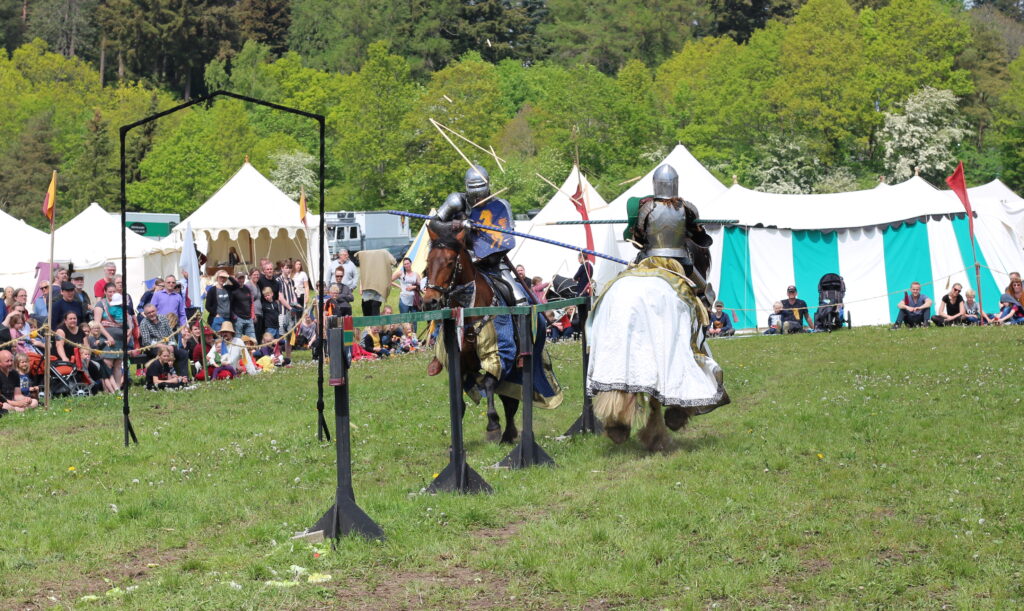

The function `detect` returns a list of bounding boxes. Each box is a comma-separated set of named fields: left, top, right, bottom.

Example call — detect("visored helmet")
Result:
left=652, top=164, right=679, bottom=199
left=464, top=164, right=490, bottom=205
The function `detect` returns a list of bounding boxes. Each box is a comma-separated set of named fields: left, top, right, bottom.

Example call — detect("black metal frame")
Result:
left=118, top=90, right=328, bottom=447
left=563, top=300, right=602, bottom=436
left=498, top=311, right=554, bottom=468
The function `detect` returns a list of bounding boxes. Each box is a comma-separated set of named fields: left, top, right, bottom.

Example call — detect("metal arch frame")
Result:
left=118, top=90, right=328, bottom=447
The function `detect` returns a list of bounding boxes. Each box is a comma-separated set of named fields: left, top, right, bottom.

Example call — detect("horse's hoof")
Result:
left=486, top=428, right=502, bottom=443
left=426, top=357, right=443, bottom=376
left=665, top=407, right=690, bottom=432
left=605, top=424, right=631, bottom=444
left=500, top=428, right=519, bottom=445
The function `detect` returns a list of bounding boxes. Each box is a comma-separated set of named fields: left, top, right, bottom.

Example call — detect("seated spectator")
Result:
left=1006, top=273, right=1023, bottom=305
left=253, top=332, right=291, bottom=367
left=532, top=277, right=549, bottom=304
left=707, top=301, right=735, bottom=337
left=962, top=289, right=983, bottom=325
left=931, top=284, right=966, bottom=326
left=296, top=314, right=317, bottom=349
left=399, top=323, right=420, bottom=352
left=85, top=322, right=118, bottom=394
left=206, top=321, right=245, bottom=379
left=764, top=302, right=784, bottom=335
left=54, top=311, right=86, bottom=363
left=991, top=293, right=1024, bottom=325
left=146, top=346, right=187, bottom=390
left=781, top=285, right=813, bottom=333
left=361, top=326, right=390, bottom=358
left=0, top=349, right=37, bottom=413
left=892, top=281, right=931, bottom=329
left=136, top=305, right=190, bottom=382
left=547, top=307, right=575, bottom=342
left=13, top=352, right=39, bottom=401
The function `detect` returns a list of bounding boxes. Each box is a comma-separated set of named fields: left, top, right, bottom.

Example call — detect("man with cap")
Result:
left=707, top=300, right=734, bottom=337
left=94, top=261, right=117, bottom=298
left=50, top=281, right=85, bottom=330
left=781, top=285, right=813, bottom=333
left=71, top=272, right=92, bottom=323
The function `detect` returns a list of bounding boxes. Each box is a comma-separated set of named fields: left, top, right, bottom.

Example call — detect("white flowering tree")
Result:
left=270, top=151, right=318, bottom=201
left=880, top=87, right=970, bottom=183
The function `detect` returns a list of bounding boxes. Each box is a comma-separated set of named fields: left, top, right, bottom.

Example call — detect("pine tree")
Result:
left=0, top=109, right=62, bottom=229
left=235, top=0, right=290, bottom=55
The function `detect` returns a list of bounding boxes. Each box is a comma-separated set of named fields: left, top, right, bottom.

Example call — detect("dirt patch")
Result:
left=472, top=520, right=524, bottom=545
left=323, top=566, right=513, bottom=610
left=10, top=542, right=194, bottom=609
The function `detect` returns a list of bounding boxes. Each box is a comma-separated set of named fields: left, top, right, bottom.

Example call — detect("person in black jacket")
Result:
left=204, top=270, right=233, bottom=331
left=228, top=273, right=256, bottom=341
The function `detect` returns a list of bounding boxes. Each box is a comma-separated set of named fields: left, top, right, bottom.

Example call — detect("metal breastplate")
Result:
left=641, top=200, right=690, bottom=260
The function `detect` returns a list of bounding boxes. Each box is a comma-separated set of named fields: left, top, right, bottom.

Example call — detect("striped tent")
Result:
left=704, top=177, right=1024, bottom=329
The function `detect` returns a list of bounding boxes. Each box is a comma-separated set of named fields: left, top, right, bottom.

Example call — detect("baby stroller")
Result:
left=547, top=275, right=578, bottom=301
left=814, top=273, right=851, bottom=331
left=49, top=356, right=93, bottom=397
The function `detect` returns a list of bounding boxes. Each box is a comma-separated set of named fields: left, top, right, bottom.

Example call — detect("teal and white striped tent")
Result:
left=702, top=177, right=1024, bottom=329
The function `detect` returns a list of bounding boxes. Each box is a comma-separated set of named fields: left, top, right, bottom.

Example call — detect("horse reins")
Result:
left=425, top=247, right=476, bottom=309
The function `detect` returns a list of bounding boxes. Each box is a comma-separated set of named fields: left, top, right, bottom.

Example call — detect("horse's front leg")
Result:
left=482, top=373, right=501, bottom=442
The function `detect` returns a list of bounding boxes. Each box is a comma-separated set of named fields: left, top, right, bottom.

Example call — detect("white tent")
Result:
left=0, top=210, right=50, bottom=294
left=509, top=165, right=609, bottom=284
left=54, top=203, right=180, bottom=302
left=702, top=177, right=1024, bottom=329
left=168, top=162, right=311, bottom=277
left=968, top=178, right=1024, bottom=245
left=590, top=144, right=730, bottom=292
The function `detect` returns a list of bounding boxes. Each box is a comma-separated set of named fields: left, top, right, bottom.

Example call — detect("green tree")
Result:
left=0, top=109, right=62, bottom=228
left=64, top=108, right=118, bottom=212
left=880, top=87, right=970, bottom=183
left=774, top=0, right=874, bottom=160
left=995, top=53, right=1024, bottom=190
left=709, top=0, right=795, bottom=43
left=26, top=0, right=97, bottom=59
left=234, top=0, right=290, bottom=55
left=448, top=0, right=546, bottom=64
left=328, top=41, right=417, bottom=209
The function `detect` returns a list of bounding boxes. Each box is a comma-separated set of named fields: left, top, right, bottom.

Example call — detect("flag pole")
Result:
left=44, top=198, right=54, bottom=411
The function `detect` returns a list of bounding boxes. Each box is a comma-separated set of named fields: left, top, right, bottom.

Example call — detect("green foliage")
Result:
left=710, top=0, right=795, bottom=43
left=0, top=109, right=61, bottom=226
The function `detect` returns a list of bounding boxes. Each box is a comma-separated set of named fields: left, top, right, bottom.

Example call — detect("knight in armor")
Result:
left=627, top=164, right=713, bottom=306
left=586, top=163, right=728, bottom=451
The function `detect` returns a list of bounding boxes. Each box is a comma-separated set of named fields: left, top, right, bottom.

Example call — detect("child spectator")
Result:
left=707, top=301, right=734, bottom=337
left=85, top=321, right=117, bottom=394
left=147, top=345, right=186, bottom=390
left=259, top=286, right=281, bottom=339
left=992, top=293, right=1024, bottom=325
left=399, top=323, right=420, bottom=352
left=764, top=302, right=784, bottom=335
left=361, top=326, right=390, bottom=358
left=547, top=307, right=575, bottom=342
left=963, top=289, right=983, bottom=325
left=532, top=277, right=549, bottom=304
left=13, top=353, right=38, bottom=401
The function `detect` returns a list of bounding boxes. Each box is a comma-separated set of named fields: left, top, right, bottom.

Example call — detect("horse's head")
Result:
left=423, top=220, right=471, bottom=311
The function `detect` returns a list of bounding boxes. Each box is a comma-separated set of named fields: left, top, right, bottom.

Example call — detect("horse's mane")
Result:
left=428, top=220, right=473, bottom=251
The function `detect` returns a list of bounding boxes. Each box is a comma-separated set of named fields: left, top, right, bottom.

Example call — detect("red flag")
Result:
left=570, top=175, right=595, bottom=263
left=730, top=309, right=738, bottom=323
left=41, top=170, right=56, bottom=223
left=945, top=162, right=973, bottom=240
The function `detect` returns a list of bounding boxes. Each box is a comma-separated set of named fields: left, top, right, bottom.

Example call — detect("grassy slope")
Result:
left=2, top=326, right=1023, bottom=609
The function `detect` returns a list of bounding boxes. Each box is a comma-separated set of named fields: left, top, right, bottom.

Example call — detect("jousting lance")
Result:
left=385, top=210, right=631, bottom=265
left=537, top=219, right=739, bottom=226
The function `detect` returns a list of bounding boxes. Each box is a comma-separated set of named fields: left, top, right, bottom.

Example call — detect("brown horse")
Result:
left=422, top=220, right=520, bottom=444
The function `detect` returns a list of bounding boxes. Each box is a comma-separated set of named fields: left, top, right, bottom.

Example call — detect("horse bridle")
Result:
left=425, top=247, right=476, bottom=308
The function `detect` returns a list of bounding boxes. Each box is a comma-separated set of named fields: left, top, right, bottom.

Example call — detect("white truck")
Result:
left=324, top=211, right=412, bottom=259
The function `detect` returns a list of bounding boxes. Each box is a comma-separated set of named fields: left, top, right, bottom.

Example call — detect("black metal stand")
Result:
left=499, top=312, right=554, bottom=468
left=123, top=412, right=137, bottom=447
left=427, top=317, right=492, bottom=494
left=564, top=299, right=603, bottom=437
left=309, top=325, right=383, bottom=541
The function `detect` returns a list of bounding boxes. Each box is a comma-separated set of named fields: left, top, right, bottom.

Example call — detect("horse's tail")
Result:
left=593, top=391, right=637, bottom=434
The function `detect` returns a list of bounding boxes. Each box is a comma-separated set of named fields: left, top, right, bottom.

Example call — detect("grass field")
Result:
left=2, top=325, right=1024, bottom=609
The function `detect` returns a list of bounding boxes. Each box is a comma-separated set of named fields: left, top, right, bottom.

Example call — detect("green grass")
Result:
left=3, top=325, right=1024, bottom=609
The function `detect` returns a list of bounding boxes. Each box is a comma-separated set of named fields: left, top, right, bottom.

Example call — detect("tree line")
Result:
left=2, top=0, right=1024, bottom=230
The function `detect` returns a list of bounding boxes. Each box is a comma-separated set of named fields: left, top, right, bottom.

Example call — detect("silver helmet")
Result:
left=652, top=164, right=679, bottom=199
left=464, top=164, right=490, bottom=205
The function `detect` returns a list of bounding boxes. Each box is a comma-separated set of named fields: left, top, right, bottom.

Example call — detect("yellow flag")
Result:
left=299, top=187, right=307, bottom=225
left=41, top=170, right=56, bottom=222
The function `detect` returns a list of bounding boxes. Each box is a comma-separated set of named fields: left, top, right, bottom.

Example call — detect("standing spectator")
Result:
left=50, top=268, right=69, bottom=299
left=0, top=349, right=37, bottom=413
left=707, top=301, right=735, bottom=337
left=515, top=265, right=528, bottom=285
left=931, top=284, right=966, bottom=326
left=892, top=281, right=931, bottom=329
left=328, top=249, right=359, bottom=293
left=258, top=286, right=282, bottom=339
left=204, top=270, right=233, bottom=331
left=138, top=277, right=163, bottom=315
left=93, top=262, right=117, bottom=297
left=245, top=269, right=261, bottom=303
left=50, top=282, right=85, bottom=329
left=113, top=276, right=136, bottom=320
left=228, top=247, right=241, bottom=267
left=228, top=273, right=256, bottom=340
left=32, top=283, right=49, bottom=326
left=137, top=304, right=190, bottom=380
left=573, top=252, right=593, bottom=296
left=292, top=260, right=309, bottom=306
left=278, top=264, right=300, bottom=361
left=392, top=257, right=422, bottom=315
left=781, top=285, right=813, bottom=333
left=354, top=249, right=396, bottom=316
left=151, top=275, right=187, bottom=330
left=531, top=277, right=549, bottom=304
left=70, top=272, right=92, bottom=322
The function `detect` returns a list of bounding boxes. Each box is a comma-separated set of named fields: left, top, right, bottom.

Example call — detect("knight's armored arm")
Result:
left=436, top=192, right=469, bottom=221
